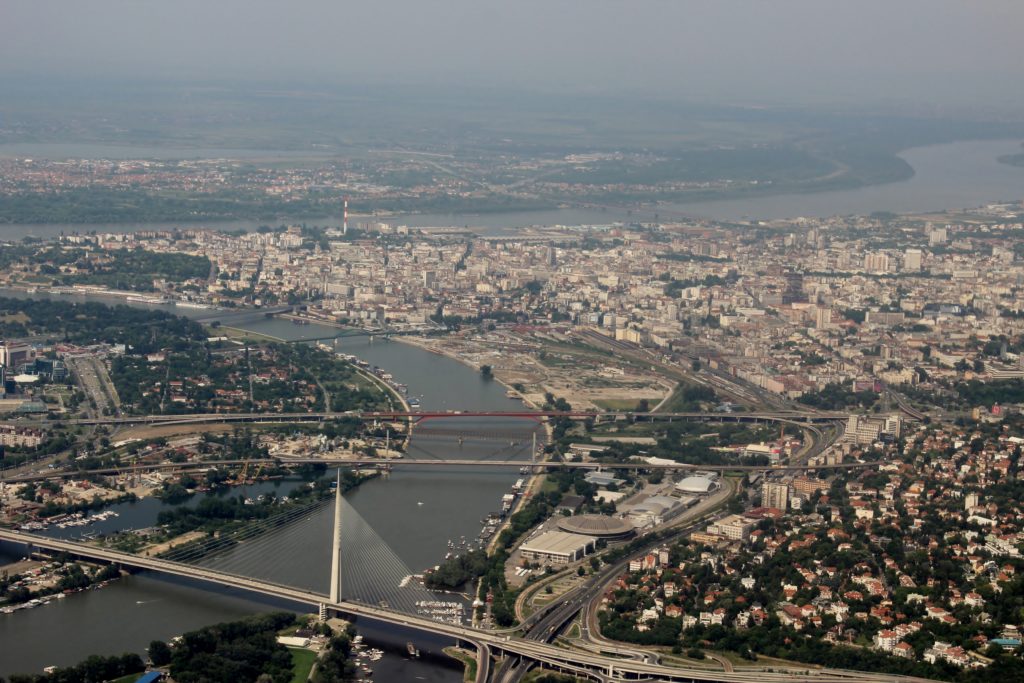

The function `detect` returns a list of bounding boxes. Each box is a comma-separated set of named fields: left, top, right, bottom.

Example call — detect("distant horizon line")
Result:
left=1, top=72, right=1021, bottom=119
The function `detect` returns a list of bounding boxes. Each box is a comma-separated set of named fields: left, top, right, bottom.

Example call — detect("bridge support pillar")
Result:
left=329, top=469, right=342, bottom=604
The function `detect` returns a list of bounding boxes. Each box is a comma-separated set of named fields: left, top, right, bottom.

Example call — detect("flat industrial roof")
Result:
left=520, top=530, right=593, bottom=556
left=584, top=471, right=624, bottom=485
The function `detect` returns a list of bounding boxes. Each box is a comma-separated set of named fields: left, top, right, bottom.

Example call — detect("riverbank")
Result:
left=395, top=331, right=670, bottom=412
left=217, top=325, right=289, bottom=343
left=395, top=334, right=554, bottom=540
left=0, top=294, right=525, bottom=682
left=0, top=557, right=123, bottom=614
left=442, top=646, right=477, bottom=682
left=395, top=335, right=539, bottom=410
left=2, top=139, right=1022, bottom=238
left=0, top=282, right=226, bottom=315
left=213, top=321, right=410, bottom=412
left=351, top=365, right=412, bottom=413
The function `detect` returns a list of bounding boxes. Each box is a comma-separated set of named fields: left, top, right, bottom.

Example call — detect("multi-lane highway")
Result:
left=65, top=355, right=120, bottom=417
left=491, top=417, right=842, bottom=682
left=493, top=488, right=736, bottom=682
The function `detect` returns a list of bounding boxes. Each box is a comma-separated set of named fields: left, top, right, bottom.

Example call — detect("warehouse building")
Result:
left=520, top=531, right=595, bottom=565
left=584, top=471, right=625, bottom=488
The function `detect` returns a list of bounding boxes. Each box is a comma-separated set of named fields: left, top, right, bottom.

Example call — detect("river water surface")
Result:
left=0, top=139, right=1022, bottom=241
left=3, top=135, right=1021, bottom=673
left=0, top=308, right=535, bottom=680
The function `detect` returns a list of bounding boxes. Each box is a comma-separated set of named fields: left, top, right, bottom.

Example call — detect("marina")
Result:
left=18, top=510, right=119, bottom=532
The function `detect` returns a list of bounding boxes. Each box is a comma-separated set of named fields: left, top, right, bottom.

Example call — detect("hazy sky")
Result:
left=3, top=1, right=1023, bottom=108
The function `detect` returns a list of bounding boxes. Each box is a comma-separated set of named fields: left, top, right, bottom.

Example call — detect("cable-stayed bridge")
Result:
left=7, top=458, right=876, bottom=485
left=174, top=492, right=462, bottom=619
left=0, top=475, right=938, bottom=683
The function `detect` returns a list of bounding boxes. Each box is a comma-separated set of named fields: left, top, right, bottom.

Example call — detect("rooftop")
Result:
left=557, top=514, right=635, bottom=538
left=675, top=475, right=718, bottom=494
left=520, top=530, right=594, bottom=556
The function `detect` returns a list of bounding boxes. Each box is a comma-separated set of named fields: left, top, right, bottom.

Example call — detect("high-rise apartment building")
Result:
left=762, top=481, right=789, bottom=510
left=904, top=249, right=923, bottom=272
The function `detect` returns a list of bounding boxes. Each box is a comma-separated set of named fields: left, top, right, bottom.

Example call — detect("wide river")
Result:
left=0, top=139, right=1022, bottom=241
left=0, top=136, right=1021, bottom=676
left=0, top=299, right=539, bottom=681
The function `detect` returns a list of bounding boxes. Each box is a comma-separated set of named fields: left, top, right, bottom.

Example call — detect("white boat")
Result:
left=175, top=301, right=212, bottom=309
left=127, top=295, right=171, bottom=305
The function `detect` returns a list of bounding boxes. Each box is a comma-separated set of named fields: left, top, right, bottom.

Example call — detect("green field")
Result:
left=110, top=675, right=146, bottom=683
left=289, top=647, right=317, bottom=683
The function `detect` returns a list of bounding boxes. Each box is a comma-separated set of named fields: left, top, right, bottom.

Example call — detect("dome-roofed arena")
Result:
left=674, top=475, right=719, bottom=495
left=556, top=514, right=635, bottom=539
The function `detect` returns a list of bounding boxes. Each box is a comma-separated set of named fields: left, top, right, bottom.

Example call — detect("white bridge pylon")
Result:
left=330, top=469, right=343, bottom=603
left=326, top=470, right=450, bottom=617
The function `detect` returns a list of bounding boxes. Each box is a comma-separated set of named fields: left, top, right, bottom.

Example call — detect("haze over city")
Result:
left=3, top=1, right=1024, bottom=109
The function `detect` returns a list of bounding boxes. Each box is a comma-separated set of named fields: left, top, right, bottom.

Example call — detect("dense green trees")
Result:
left=0, top=187, right=344, bottom=224
left=155, top=473, right=362, bottom=539
left=148, top=640, right=172, bottom=666
left=48, top=248, right=210, bottom=291
left=957, top=378, right=1024, bottom=406
left=798, top=382, right=878, bottom=410
left=601, top=612, right=683, bottom=646
left=6, top=653, right=144, bottom=683
left=0, top=297, right=206, bottom=350
left=168, top=612, right=297, bottom=683
left=425, top=549, right=491, bottom=590
left=56, top=564, right=92, bottom=592
left=4, top=614, right=361, bottom=682
left=111, top=341, right=388, bottom=416
left=675, top=623, right=1024, bottom=682
left=311, top=633, right=357, bottom=682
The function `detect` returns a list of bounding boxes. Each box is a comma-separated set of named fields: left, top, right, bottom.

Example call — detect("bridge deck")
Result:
left=0, top=529, right=935, bottom=683
left=4, top=457, right=877, bottom=483
left=35, top=410, right=848, bottom=427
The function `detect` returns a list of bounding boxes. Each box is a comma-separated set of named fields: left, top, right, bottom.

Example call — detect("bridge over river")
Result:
left=0, top=478, right=935, bottom=683
left=5, top=456, right=876, bottom=484
left=40, top=409, right=849, bottom=427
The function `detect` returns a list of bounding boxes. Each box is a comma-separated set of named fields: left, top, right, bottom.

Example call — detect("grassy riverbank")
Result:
left=443, top=646, right=478, bottom=682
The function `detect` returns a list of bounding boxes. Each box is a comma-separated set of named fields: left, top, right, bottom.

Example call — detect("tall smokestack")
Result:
left=343, top=197, right=348, bottom=235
